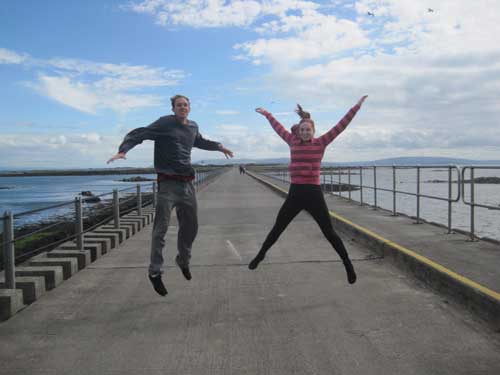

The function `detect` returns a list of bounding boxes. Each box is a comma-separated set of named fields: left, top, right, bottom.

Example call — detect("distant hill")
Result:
left=197, top=156, right=500, bottom=166
left=2, top=157, right=499, bottom=176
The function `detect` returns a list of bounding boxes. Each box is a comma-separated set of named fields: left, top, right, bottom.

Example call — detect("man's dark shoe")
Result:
left=148, top=274, right=168, bottom=296
left=248, top=252, right=266, bottom=270
left=175, top=256, right=192, bottom=281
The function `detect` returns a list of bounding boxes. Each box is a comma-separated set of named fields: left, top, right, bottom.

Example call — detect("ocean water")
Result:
left=0, top=174, right=156, bottom=227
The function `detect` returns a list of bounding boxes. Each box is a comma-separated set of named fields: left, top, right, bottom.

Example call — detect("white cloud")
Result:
left=34, top=75, right=101, bottom=114
left=127, top=0, right=262, bottom=27
left=0, top=48, right=27, bottom=64
left=216, top=110, right=240, bottom=115
left=0, top=47, right=186, bottom=114
left=0, top=132, right=155, bottom=168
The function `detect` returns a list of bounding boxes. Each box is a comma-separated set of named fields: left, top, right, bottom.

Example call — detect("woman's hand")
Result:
left=255, top=108, right=267, bottom=115
left=107, top=152, right=126, bottom=164
left=357, top=95, right=368, bottom=107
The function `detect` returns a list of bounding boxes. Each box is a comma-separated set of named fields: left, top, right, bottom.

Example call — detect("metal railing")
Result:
left=461, top=166, right=500, bottom=241
left=251, top=165, right=499, bottom=242
left=327, top=165, right=461, bottom=234
left=0, top=167, right=228, bottom=288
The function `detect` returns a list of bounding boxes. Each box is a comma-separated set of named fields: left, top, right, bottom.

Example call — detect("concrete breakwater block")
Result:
left=28, top=254, right=78, bottom=280
left=120, top=218, right=143, bottom=231
left=0, top=289, right=24, bottom=321
left=15, top=266, right=64, bottom=290
left=100, top=224, right=133, bottom=238
left=59, top=242, right=103, bottom=262
left=125, top=211, right=153, bottom=226
left=96, top=226, right=129, bottom=241
left=47, top=249, right=91, bottom=270
left=85, top=232, right=118, bottom=249
left=110, top=221, right=137, bottom=235
left=82, top=236, right=112, bottom=254
left=0, top=276, right=46, bottom=305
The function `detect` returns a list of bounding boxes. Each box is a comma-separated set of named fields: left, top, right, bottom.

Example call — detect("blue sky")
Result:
left=1, top=0, right=499, bottom=169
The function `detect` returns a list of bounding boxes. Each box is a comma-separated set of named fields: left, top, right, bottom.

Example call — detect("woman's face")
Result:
left=299, top=121, right=314, bottom=141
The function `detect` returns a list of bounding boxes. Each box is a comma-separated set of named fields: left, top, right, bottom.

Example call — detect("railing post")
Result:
left=348, top=168, right=352, bottom=201
left=416, top=166, right=422, bottom=223
left=447, top=167, right=453, bottom=233
left=373, top=166, right=377, bottom=209
left=75, top=197, right=84, bottom=251
left=330, top=169, right=333, bottom=194
left=392, top=165, right=397, bottom=216
left=338, top=167, right=342, bottom=198
left=359, top=167, right=363, bottom=206
left=3, top=211, right=15, bottom=289
left=152, top=182, right=157, bottom=208
left=137, top=184, right=142, bottom=216
left=113, top=189, right=120, bottom=229
left=470, top=167, right=476, bottom=241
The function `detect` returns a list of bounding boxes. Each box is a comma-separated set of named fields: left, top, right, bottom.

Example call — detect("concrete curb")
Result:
left=0, top=289, right=24, bottom=321
left=247, top=171, right=500, bottom=330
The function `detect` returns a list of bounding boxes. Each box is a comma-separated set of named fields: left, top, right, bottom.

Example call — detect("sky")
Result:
left=1, top=0, right=499, bottom=169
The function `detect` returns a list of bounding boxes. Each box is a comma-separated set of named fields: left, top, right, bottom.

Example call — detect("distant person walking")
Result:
left=239, top=165, right=246, bottom=174
left=107, top=95, right=233, bottom=296
left=249, top=96, right=368, bottom=284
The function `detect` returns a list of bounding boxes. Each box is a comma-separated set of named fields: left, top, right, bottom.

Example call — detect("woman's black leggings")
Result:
left=259, top=184, right=350, bottom=262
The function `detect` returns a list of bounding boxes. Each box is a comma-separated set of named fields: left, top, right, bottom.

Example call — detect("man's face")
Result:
left=172, top=97, right=190, bottom=121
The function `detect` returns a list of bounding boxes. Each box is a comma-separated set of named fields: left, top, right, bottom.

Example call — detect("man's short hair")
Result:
left=170, top=95, right=190, bottom=108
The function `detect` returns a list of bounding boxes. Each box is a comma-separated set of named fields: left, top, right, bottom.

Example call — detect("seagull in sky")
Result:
left=367, top=11, right=375, bottom=17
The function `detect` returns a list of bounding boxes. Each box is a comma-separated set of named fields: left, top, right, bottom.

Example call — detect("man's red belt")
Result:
left=157, top=173, right=195, bottom=182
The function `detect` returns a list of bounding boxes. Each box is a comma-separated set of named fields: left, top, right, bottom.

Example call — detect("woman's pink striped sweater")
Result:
left=262, top=103, right=361, bottom=185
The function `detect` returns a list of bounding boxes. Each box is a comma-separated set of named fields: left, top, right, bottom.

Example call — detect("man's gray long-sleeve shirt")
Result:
left=118, top=115, right=221, bottom=176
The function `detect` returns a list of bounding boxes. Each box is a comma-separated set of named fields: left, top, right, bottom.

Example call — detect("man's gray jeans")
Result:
left=149, top=179, right=197, bottom=276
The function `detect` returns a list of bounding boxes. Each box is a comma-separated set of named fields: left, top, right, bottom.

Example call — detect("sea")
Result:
left=0, top=174, right=157, bottom=228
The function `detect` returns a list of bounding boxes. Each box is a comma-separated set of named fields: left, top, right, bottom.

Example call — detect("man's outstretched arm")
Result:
left=194, top=131, right=234, bottom=159
left=106, top=118, right=165, bottom=164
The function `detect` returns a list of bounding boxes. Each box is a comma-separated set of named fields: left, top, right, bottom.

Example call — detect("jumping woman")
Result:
left=249, top=96, right=368, bottom=284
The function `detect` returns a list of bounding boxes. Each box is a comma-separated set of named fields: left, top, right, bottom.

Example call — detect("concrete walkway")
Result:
left=1, top=168, right=499, bottom=375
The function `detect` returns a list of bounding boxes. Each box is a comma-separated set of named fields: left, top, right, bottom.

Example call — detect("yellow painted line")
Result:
left=249, top=171, right=500, bottom=302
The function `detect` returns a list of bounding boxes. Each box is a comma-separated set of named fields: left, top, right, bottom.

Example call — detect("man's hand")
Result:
left=255, top=108, right=267, bottom=115
left=107, top=152, right=126, bottom=164
left=357, top=95, right=368, bottom=107
left=219, top=145, right=234, bottom=159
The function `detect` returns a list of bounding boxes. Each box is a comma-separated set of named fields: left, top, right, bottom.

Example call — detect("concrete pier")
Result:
left=0, top=169, right=499, bottom=375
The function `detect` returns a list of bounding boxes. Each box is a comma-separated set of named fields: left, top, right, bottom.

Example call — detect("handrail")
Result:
left=250, top=164, right=498, bottom=239
left=326, top=165, right=461, bottom=234
left=0, top=167, right=228, bottom=274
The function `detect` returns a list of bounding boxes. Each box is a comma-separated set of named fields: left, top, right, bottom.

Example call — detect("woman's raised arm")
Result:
left=317, top=95, right=368, bottom=146
left=255, top=108, right=293, bottom=144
